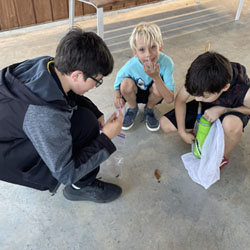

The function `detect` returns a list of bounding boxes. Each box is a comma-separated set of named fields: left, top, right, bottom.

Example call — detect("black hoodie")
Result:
left=0, top=56, right=115, bottom=192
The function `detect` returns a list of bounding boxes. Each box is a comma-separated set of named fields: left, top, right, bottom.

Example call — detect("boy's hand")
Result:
left=179, top=131, right=195, bottom=144
left=98, top=114, right=105, bottom=128
left=204, top=106, right=227, bottom=122
left=114, top=90, right=125, bottom=109
left=102, top=110, right=123, bottom=140
left=114, top=96, right=125, bottom=109
left=143, top=61, right=160, bottom=80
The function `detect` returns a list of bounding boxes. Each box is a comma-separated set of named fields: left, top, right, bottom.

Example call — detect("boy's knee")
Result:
left=120, top=78, right=136, bottom=95
left=222, top=115, right=243, bottom=137
left=150, top=84, right=161, bottom=98
left=150, top=83, right=160, bottom=94
left=71, top=108, right=99, bottom=147
left=160, top=116, right=177, bottom=133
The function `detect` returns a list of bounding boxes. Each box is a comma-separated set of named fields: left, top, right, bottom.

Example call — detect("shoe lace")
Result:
left=125, top=108, right=137, bottom=122
left=144, top=109, right=155, bottom=120
left=128, top=108, right=137, bottom=116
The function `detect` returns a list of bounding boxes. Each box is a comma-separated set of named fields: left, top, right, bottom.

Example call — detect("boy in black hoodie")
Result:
left=160, top=51, right=250, bottom=169
left=0, top=27, right=123, bottom=203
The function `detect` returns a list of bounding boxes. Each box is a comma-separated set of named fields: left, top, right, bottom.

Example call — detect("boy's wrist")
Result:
left=178, top=128, right=186, bottom=136
left=152, top=74, right=161, bottom=82
left=115, top=90, right=121, bottom=98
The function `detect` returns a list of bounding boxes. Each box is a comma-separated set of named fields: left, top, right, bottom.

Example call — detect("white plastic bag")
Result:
left=181, top=119, right=224, bottom=189
left=98, top=107, right=126, bottom=179
left=98, top=134, right=125, bottom=178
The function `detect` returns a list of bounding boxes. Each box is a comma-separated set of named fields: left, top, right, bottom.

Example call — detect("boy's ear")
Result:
left=159, top=44, right=163, bottom=51
left=222, top=83, right=230, bottom=92
left=133, top=51, right=138, bottom=57
left=71, top=70, right=83, bottom=82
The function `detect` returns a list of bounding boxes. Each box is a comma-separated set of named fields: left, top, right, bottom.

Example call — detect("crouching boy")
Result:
left=114, top=22, right=175, bottom=131
left=160, top=51, right=250, bottom=169
left=0, top=28, right=123, bottom=203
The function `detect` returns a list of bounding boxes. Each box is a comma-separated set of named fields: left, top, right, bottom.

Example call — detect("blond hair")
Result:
left=129, top=23, right=163, bottom=52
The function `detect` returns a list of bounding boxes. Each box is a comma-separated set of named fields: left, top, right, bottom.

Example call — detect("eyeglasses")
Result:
left=89, top=76, right=103, bottom=88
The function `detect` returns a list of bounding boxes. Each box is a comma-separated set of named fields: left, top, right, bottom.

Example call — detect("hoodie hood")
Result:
left=0, top=56, right=66, bottom=106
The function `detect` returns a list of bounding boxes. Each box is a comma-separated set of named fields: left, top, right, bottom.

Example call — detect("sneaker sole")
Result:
left=63, top=188, right=122, bottom=203
left=122, top=123, right=134, bottom=130
left=146, top=123, right=160, bottom=132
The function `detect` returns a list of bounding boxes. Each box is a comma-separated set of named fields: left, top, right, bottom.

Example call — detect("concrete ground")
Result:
left=1, top=0, right=250, bottom=249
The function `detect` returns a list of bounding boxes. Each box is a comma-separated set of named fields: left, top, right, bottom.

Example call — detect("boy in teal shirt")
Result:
left=114, top=22, right=175, bottom=131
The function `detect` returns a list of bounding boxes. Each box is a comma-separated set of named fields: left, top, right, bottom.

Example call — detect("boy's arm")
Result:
left=152, top=74, right=174, bottom=103
left=243, top=88, right=250, bottom=109
left=204, top=105, right=250, bottom=122
left=229, top=106, right=250, bottom=114
left=175, top=86, right=195, bottom=144
left=204, top=88, right=250, bottom=122
left=23, top=105, right=116, bottom=186
left=114, top=89, right=125, bottom=109
left=113, top=67, right=127, bottom=108
left=144, top=62, right=174, bottom=103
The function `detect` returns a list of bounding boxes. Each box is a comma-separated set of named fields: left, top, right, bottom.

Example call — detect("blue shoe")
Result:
left=122, top=107, right=139, bottom=130
left=144, top=106, right=160, bottom=132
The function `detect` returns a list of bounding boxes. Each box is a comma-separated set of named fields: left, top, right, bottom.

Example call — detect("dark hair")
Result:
left=54, top=27, right=114, bottom=79
left=185, top=51, right=233, bottom=96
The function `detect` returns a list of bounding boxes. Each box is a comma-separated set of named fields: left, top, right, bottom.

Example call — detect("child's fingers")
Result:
left=117, top=108, right=123, bottom=121
left=119, top=98, right=124, bottom=108
left=114, top=97, right=121, bottom=108
left=143, top=61, right=151, bottom=70
left=114, top=101, right=120, bottom=109
left=107, top=112, right=117, bottom=122
left=190, top=134, right=195, bottom=143
left=143, top=62, right=159, bottom=74
left=155, top=63, right=160, bottom=72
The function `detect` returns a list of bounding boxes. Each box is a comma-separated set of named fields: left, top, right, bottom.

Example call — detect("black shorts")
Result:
left=164, top=100, right=250, bottom=129
left=122, top=82, right=162, bottom=104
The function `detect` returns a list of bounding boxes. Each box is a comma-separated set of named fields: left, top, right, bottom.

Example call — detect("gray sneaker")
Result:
left=122, top=107, right=139, bottom=130
left=144, top=106, right=160, bottom=132
left=63, top=179, right=122, bottom=203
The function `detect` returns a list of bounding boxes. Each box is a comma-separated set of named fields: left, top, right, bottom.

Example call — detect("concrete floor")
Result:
left=1, top=0, right=250, bottom=249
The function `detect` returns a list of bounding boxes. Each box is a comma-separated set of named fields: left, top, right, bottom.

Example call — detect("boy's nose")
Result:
left=145, top=49, right=152, bottom=57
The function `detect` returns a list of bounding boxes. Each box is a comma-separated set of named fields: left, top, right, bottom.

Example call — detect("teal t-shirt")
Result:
left=114, top=52, right=174, bottom=91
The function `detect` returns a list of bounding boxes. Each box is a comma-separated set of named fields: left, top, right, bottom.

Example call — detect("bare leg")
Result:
left=222, top=115, right=243, bottom=159
left=120, top=78, right=137, bottom=108
left=160, top=116, right=177, bottom=133
left=146, top=83, right=162, bottom=109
